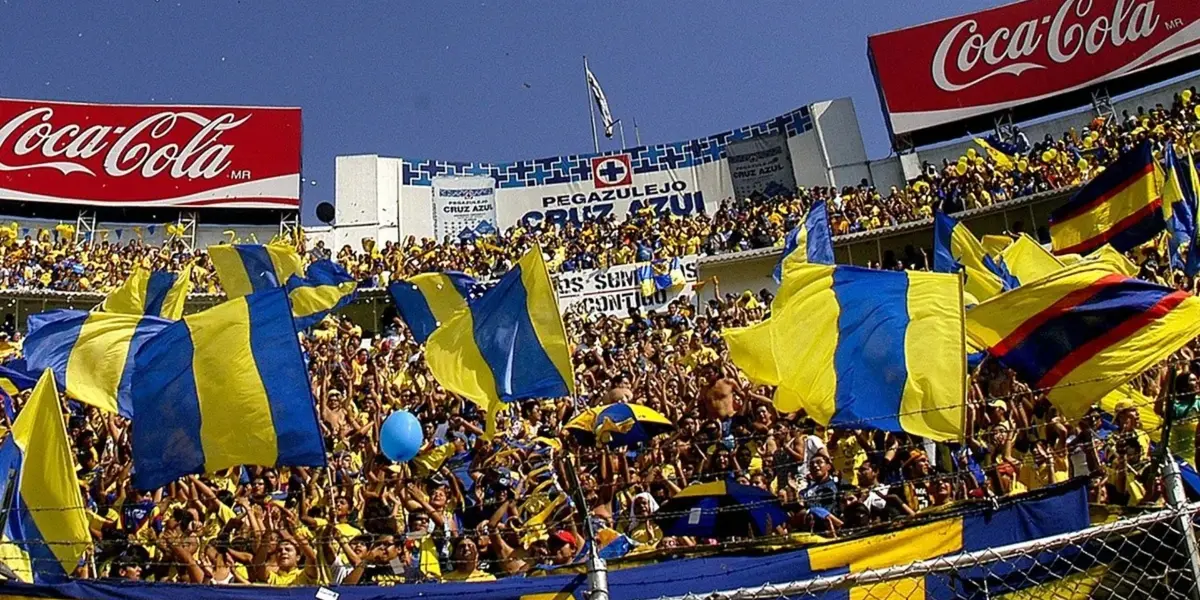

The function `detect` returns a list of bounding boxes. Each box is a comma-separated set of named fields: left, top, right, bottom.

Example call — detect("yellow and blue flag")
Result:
left=636, top=258, right=686, bottom=298
left=773, top=200, right=834, bottom=283
left=208, top=243, right=303, bottom=299
left=966, top=255, right=1200, bottom=416
left=974, top=137, right=1015, bottom=170
left=285, top=259, right=358, bottom=330
left=725, top=263, right=965, bottom=441
left=0, top=369, right=90, bottom=583
left=425, top=246, right=575, bottom=425
left=1049, top=142, right=1164, bottom=255
left=100, top=264, right=193, bottom=320
left=1163, top=145, right=1200, bottom=272
left=388, top=272, right=479, bottom=344
left=129, top=287, right=325, bottom=490
left=933, top=210, right=1018, bottom=303
left=998, top=234, right=1064, bottom=284
left=23, top=311, right=171, bottom=417
left=0, top=362, right=37, bottom=398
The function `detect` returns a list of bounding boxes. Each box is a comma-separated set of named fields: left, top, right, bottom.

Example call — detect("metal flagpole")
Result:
left=618, top=120, right=627, bottom=149
left=634, top=117, right=642, bottom=147
left=584, top=55, right=600, bottom=153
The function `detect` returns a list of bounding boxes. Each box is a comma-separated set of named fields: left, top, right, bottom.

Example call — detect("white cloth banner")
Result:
left=726, top=133, right=797, bottom=199
left=554, top=255, right=700, bottom=316
left=431, top=175, right=497, bottom=241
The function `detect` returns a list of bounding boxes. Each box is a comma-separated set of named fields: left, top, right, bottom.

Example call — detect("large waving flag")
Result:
left=286, top=259, right=358, bottom=330
left=966, top=255, right=1200, bottom=416
left=1049, top=142, right=1164, bottom=255
left=725, top=263, right=965, bottom=441
left=773, top=200, right=834, bottom=283
left=388, top=272, right=479, bottom=344
left=974, top=138, right=1015, bottom=171
left=636, top=258, right=686, bottom=298
left=24, top=311, right=171, bottom=417
left=933, top=210, right=1017, bottom=303
left=101, top=265, right=193, bottom=320
left=208, top=243, right=303, bottom=299
left=0, top=369, right=90, bottom=583
left=425, top=247, right=574, bottom=436
left=129, top=287, right=325, bottom=490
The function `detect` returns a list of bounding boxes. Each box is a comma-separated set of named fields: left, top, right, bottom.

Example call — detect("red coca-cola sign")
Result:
left=869, top=0, right=1200, bottom=139
left=0, top=98, right=301, bottom=209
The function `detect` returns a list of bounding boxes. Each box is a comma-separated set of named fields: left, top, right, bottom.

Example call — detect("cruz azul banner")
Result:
left=0, top=97, right=301, bottom=209
left=555, top=255, right=700, bottom=316
left=431, top=175, right=497, bottom=241
left=726, top=133, right=797, bottom=199
left=869, top=0, right=1200, bottom=138
left=395, top=106, right=817, bottom=240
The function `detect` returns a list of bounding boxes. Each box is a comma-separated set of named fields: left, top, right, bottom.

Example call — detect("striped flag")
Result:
left=586, top=64, right=617, bottom=138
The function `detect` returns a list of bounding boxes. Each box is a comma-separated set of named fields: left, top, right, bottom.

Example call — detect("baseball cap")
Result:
left=551, top=530, right=578, bottom=547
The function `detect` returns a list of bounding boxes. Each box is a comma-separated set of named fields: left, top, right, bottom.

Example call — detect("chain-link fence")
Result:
left=655, top=501, right=1200, bottom=600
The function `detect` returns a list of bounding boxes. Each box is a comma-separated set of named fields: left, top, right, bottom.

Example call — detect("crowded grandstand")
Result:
left=3, top=2, right=1200, bottom=600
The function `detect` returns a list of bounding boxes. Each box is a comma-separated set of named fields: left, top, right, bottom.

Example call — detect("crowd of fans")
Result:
left=0, top=88, right=1198, bottom=587
left=0, top=85, right=1196, bottom=297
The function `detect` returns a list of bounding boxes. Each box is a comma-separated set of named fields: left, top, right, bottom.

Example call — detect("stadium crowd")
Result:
left=2, top=87, right=1198, bottom=297
left=0, top=88, right=1197, bottom=588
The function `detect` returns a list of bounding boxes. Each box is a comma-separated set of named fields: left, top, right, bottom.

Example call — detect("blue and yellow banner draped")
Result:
left=967, top=254, right=1200, bottom=415
left=933, top=210, right=1017, bottom=303
left=129, top=287, right=326, bottom=490
left=0, top=481, right=1090, bottom=600
left=388, top=272, right=479, bottom=344
left=285, top=259, right=358, bottom=330
left=425, top=247, right=574, bottom=438
left=208, top=243, right=303, bottom=299
left=1049, top=142, right=1164, bottom=255
left=725, top=263, right=965, bottom=441
left=637, top=257, right=685, bottom=298
left=0, top=363, right=37, bottom=398
left=23, top=311, right=171, bottom=417
left=774, top=199, right=834, bottom=283
left=0, top=369, right=90, bottom=584
left=100, top=265, right=193, bottom=321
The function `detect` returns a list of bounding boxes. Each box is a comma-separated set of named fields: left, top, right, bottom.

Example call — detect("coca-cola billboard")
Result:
left=0, top=97, right=301, bottom=210
left=869, top=0, right=1200, bottom=144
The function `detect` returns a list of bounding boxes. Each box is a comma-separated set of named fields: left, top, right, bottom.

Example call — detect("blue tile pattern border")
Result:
left=401, top=106, right=813, bottom=188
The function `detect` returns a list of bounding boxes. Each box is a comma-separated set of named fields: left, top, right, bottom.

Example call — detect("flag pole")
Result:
left=634, top=117, right=642, bottom=147
left=584, top=55, right=600, bottom=154
left=618, top=120, right=627, bottom=149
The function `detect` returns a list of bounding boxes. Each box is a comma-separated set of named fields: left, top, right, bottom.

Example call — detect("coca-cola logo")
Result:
left=932, top=0, right=1161, bottom=92
left=0, top=107, right=250, bottom=180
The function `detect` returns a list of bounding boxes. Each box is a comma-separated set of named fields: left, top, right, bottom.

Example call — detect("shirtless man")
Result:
left=699, top=363, right=741, bottom=420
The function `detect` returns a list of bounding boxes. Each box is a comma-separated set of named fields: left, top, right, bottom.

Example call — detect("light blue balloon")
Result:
left=380, top=410, right=423, bottom=462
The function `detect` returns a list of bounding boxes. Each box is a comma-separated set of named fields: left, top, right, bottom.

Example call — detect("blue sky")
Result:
left=0, top=1, right=1006, bottom=222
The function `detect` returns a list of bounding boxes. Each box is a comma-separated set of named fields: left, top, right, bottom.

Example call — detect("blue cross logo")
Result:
left=598, top=159, right=626, bottom=183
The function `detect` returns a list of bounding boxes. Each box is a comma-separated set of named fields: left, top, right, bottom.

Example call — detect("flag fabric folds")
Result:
left=23, top=311, right=171, bottom=417
left=585, top=62, right=617, bottom=138
left=0, top=369, right=90, bottom=583
left=998, top=234, right=1063, bottom=284
left=1049, top=142, right=1164, bottom=255
left=101, top=265, right=193, bottom=320
left=425, top=247, right=575, bottom=417
left=725, top=263, right=965, bottom=441
left=974, top=138, right=1015, bottom=170
left=208, top=244, right=303, bottom=299
left=966, top=255, right=1200, bottom=415
left=129, top=287, right=325, bottom=490
left=636, top=258, right=686, bottom=298
left=933, top=210, right=1018, bottom=302
left=0, top=362, right=37, bottom=398
left=285, top=259, right=358, bottom=330
left=388, top=272, right=478, bottom=344
left=773, top=200, right=834, bottom=283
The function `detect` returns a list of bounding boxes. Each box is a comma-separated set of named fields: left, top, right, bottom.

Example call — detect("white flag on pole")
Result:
left=585, top=65, right=617, bottom=138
